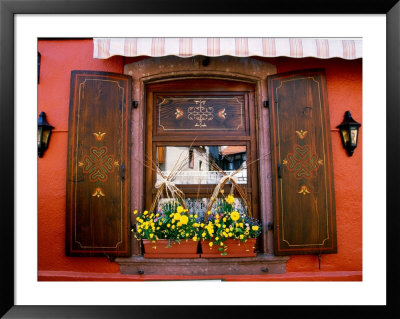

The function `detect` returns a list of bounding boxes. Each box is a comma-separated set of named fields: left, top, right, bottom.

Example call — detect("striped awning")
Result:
left=93, top=38, right=362, bottom=60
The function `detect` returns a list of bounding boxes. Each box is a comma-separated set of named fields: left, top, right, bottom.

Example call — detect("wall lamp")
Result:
left=38, top=112, right=54, bottom=158
left=337, top=111, right=361, bottom=157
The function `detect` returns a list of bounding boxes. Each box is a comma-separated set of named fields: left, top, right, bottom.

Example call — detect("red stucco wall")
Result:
left=38, top=40, right=362, bottom=276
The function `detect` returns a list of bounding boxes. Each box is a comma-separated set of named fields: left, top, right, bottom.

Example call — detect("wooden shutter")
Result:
left=268, top=69, right=337, bottom=255
left=66, top=71, right=131, bottom=256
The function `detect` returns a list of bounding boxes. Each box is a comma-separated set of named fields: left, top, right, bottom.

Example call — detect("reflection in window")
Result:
left=156, top=146, right=247, bottom=184
left=157, top=197, right=248, bottom=217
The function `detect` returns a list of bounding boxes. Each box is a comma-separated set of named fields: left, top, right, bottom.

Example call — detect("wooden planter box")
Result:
left=200, top=238, right=257, bottom=258
left=142, top=239, right=200, bottom=258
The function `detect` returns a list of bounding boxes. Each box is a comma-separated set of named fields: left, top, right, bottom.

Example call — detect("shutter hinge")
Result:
left=132, top=101, right=138, bottom=109
left=120, top=163, right=125, bottom=181
left=263, top=100, right=269, bottom=108
left=277, top=164, right=282, bottom=179
left=267, top=222, right=274, bottom=231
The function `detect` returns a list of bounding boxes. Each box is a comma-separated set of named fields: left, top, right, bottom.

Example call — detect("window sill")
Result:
left=115, top=254, right=290, bottom=276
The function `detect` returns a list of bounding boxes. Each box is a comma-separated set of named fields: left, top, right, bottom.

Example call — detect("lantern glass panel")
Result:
left=341, top=129, right=349, bottom=144
left=42, top=129, right=51, bottom=146
left=350, top=127, right=358, bottom=147
left=38, top=127, right=43, bottom=147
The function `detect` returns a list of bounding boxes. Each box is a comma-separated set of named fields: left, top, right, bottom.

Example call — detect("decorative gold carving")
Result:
left=217, top=108, right=226, bottom=119
left=188, top=100, right=214, bottom=128
left=175, top=108, right=184, bottom=119
left=298, top=185, right=311, bottom=195
left=93, top=132, right=106, bottom=141
left=295, top=130, right=308, bottom=139
left=158, top=96, right=243, bottom=131
left=92, top=187, right=105, bottom=197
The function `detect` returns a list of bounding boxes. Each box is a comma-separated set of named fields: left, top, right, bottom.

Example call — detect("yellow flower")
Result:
left=177, top=206, right=184, bottom=214
left=207, top=211, right=211, bottom=215
left=138, top=229, right=142, bottom=233
left=228, top=233, right=233, bottom=237
left=186, top=233, right=189, bottom=237
left=230, top=211, right=240, bottom=221
left=167, top=224, right=171, bottom=228
left=209, top=242, right=213, bottom=247
left=180, top=215, right=189, bottom=225
left=202, top=232, right=206, bottom=238
left=174, top=213, right=181, bottom=221
left=223, top=217, right=227, bottom=222
left=171, top=219, right=175, bottom=224
left=133, top=210, right=138, bottom=215
left=194, top=214, right=198, bottom=219
left=252, top=226, right=259, bottom=231
left=240, top=234, right=244, bottom=239
left=193, top=236, right=198, bottom=241
left=215, top=237, right=219, bottom=240
left=225, top=195, right=235, bottom=205
left=149, top=234, right=154, bottom=238
left=172, top=225, right=175, bottom=229
left=220, top=242, right=224, bottom=246
left=144, top=210, right=148, bottom=216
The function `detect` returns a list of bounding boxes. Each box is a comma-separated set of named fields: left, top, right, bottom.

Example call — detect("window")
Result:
left=145, top=79, right=260, bottom=224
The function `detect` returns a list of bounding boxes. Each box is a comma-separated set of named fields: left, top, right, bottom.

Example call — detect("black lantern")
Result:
left=38, top=112, right=54, bottom=158
left=337, top=111, right=361, bottom=156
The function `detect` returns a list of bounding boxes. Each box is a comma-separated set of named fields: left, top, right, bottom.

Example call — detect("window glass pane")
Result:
left=156, top=146, right=247, bottom=184
left=157, top=197, right=248, bottom=217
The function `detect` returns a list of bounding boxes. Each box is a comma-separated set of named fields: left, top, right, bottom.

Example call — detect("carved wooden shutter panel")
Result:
left=66, top=71, right=131, bottom=256
left=268, top=69, right=337, bottom=255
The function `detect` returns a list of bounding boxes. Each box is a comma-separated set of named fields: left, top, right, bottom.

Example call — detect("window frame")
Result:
left=145, top=78, right=260, bottom=225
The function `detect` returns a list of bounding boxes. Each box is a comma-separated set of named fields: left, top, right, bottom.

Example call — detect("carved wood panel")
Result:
left=268, top=69, right=337, bottom=255
left=154, top=94, right=247, bottom=135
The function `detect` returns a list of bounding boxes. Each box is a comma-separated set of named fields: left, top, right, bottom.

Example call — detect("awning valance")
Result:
left=93, top=38, right=362, bottom=60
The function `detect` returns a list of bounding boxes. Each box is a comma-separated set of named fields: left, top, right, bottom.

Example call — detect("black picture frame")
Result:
left=1, top=0, right=399, bottom=318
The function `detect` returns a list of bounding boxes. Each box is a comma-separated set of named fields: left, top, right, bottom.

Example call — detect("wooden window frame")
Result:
left=145, top=79, right=260, bottom=225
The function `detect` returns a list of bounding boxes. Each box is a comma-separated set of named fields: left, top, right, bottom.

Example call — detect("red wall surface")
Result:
left=38, top=40, right=362, bottom=276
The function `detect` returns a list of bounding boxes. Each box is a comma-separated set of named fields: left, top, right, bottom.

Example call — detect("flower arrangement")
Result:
left=133, top=201, right=201, bottom=243
left=199, top=193, right=262, bottom=255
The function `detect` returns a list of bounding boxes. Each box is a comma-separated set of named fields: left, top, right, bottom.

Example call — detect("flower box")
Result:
left=200, top=238, right=257, bottom=258
left=143, top=239, right=200, bottom=258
